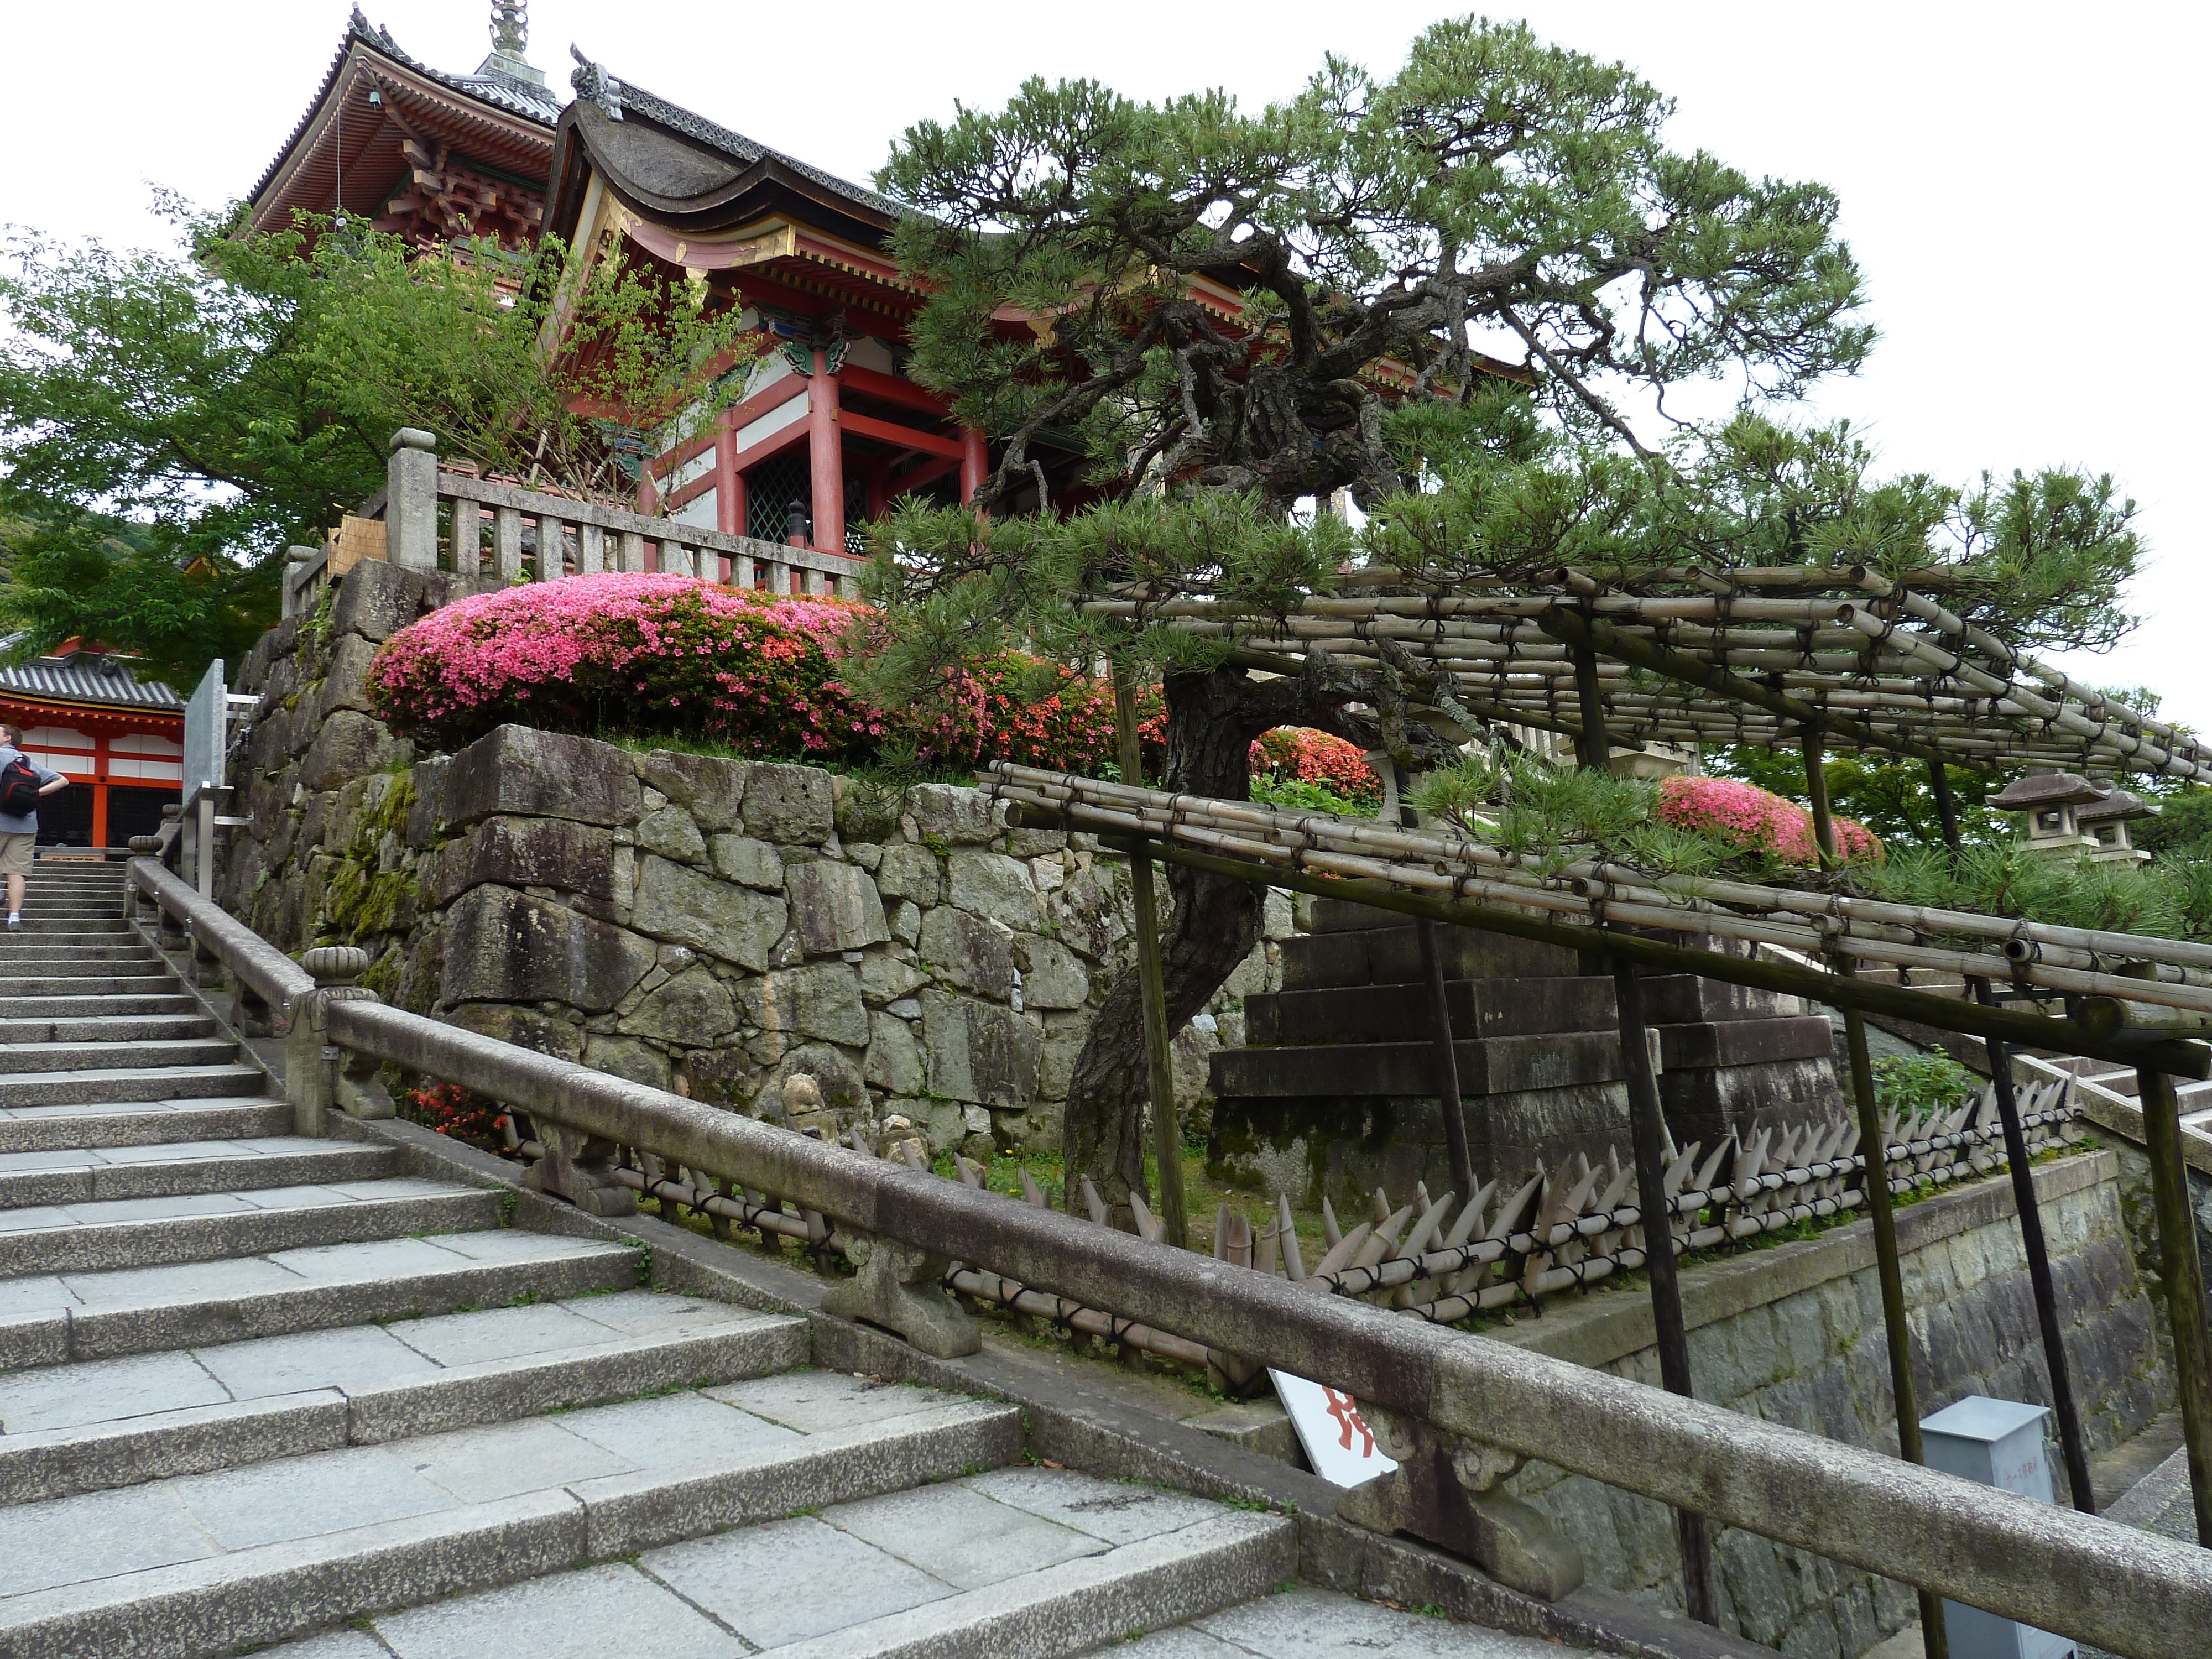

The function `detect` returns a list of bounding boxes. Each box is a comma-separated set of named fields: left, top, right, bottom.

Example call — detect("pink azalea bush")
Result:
left=369, top=575, right=885, bottom=759
left=1657, top=774, right=1881, bottom=866
left=368, top=573, right=1158, bottom=770
left=1249, top=728, right=1384, bottom=804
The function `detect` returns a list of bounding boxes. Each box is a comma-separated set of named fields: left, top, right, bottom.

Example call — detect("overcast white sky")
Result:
left=6, top=2, right=2204, bottom=724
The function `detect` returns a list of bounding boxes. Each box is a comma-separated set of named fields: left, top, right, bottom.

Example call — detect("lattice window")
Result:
left=745, top=451, right=811, bottom=543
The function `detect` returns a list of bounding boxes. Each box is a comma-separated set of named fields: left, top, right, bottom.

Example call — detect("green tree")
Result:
left=865, top=17, right=1874, bottom=1208
left=0, top=200, right=754, bottom=685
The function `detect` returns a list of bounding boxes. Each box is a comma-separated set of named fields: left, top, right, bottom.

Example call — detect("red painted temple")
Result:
left=0, top=646, right=184, bottom=851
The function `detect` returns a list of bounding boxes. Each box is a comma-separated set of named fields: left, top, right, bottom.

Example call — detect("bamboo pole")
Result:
left=1110, top=665, right=1187, bottom=1248
left=1923, top=758, right=2098, bottom=1514
left=1575, top=639, right=1717, bottom=1626
left=2138, top=1064, right=2212, bottom=1545
left=1804, top=732, right=1949, bottom=1659
left=1397, top=762, right=1478, bottom=1206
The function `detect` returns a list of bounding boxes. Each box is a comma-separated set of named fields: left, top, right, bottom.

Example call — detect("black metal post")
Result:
left=1811, top=734, right=1948, bottom=1657
left=2137, top=1065, right=2212, bottom=1543
left=1111, top=665, right=1187, bottom=1248
left=1573, top=640, right=1717, bottom=1625
left=1924, top=759, right=2095, bottom=1512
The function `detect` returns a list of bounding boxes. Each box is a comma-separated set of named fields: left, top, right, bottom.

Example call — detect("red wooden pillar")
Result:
left=91, top=731, right=109, bottom=851
left=959, top=427, right=987, bottom=505
left=807, top=347, right=844, bottom=554
left=713, top=408, right=742, bottom=575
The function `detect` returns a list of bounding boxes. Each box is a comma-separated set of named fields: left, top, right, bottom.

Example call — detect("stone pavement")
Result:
left=0, top=862, right=1571, bottom=1659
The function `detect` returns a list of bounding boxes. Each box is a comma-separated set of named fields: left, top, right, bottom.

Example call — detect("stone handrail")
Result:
left=284, top=429, right=865, bottom=615
left=124, top=856, right=2212, bottom=1658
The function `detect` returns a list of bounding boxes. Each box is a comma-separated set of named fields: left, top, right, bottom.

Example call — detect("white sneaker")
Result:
left=5, top=916, right=18, bottom=932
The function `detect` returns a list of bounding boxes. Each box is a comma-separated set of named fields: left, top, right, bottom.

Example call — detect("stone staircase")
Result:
left=0, top=862, right=1331, bottom=1659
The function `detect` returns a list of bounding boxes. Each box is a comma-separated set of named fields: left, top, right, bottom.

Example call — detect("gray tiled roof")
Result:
left=0, top=658, right=184, bottom=713
left=608, top=76, right=906, bottom=220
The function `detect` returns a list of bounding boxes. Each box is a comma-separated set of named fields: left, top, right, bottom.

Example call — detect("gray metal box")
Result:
left=1921, top=1396, right=2077, bottom=1659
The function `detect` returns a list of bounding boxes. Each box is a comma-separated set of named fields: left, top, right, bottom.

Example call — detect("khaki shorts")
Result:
left=0, top=833, right=31, bottom=878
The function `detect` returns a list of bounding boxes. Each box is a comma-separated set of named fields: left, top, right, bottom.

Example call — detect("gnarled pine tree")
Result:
left=860, top=17, right=1873, bottom=1212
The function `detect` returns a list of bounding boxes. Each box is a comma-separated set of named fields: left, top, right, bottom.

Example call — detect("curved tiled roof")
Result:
left=249, top=8, right=561, bottom=208
left=0, top=658, right=184, bottom=713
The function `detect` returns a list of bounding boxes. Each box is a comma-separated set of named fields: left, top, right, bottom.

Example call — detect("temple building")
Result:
left=0, top=645, right=184, bottom=851
left=246, top=4, right=559, bottom=252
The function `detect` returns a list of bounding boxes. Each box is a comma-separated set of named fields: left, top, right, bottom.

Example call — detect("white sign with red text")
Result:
left=1269, top=1369, right=1400, bottom=1488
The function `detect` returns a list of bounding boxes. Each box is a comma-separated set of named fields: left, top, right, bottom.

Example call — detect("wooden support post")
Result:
left=1923, top=759, right=2095, bottom=1514
left=1809, top=734, right=1949, bottom=1653
left=2137, top=1065, right=2212, bottom=1543
left=1111, top=664, right=1187, bottom=1249
left=1394, top=762, right=1475, bottom=1204
left=1571, top=640, right=1714, bottom=1624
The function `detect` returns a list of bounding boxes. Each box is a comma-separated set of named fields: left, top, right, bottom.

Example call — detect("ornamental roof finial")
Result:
left=491, top=1, right=528, bottom=58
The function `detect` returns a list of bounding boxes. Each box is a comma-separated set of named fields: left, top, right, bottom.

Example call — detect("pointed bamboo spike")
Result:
left=1663, top=1142, right=1700, bottom=1195
left=1352, top=1207, right=1413, bottom=1272
left=1277, top=1194, right=1307, bottom=1282
left=1594, top=1157, right=1635, bottom=1215
left=1321, top=1196, right=1343, bottom=1250
left=1401, top=1192, right=1455, bottom=1260
left=1079, top=1176, right=1109, bottom=1227
left=954, top=1155, right=987, bottom=1188
left=1130, top=1191, right=1161, bottom=1244
left=1214, top=1200, right=1233, bottom=1261
left=1229, top=1211, right=1254, bottom=1269
left=1414, top=1181, right=1432, bottom=1214
left=1256, top=1215, right=1280, bottom=1276
left=1490, top=1169, right=1545, bottom=1240
left=1371, top=1187, right=1392, bottom=1227
left=899, top=1142, right=928, bottom=1172
left=1443, top=1181, right=1493, bottom=1249
left=1569, top=1151, right=1591, bottom=1187
left=1694, top=1136, right=1734, bottom=1196
left=1018, top=1167, right=1051, bottom=1209
left=1313, top=1219, right=1375, bottom=1277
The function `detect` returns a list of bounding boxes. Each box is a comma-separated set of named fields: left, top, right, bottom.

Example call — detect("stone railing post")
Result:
left=289, top=946, right=394, bottom=1136
left=385, top=429, right=440, bottom=570
left=525, top=1121, right=639, bottom=1219
left=185, top=917, right=225, bottom=992
left=281, top=545, right=319, bottom=617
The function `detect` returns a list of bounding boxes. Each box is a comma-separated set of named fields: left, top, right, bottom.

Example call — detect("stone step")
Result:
left=1655, top=1015, right=1836, bottom=1071
left=0, top=1292, right=808, bottom=1503
left=0, top=1014, right=218, bottom=1045
left=0, top=1064, right=265, bottom=1110
left=1211, top=1026, right=1648, bottom=1099
left=0, top=1379, right=1021, bottom=1659
left=0, top=917, right=132, bottom=935
left=1640, top=973, right=1803, bottom=1024
left=0, top=1136, right=392, bottom=1210
left=0, top=1037, right=240, bottom=1076
left=0, top=1177, right=505, bottom=1277
left=0, top=995, right=197, bottom=1020
left=0, top=942, right=170, bottom=960
left=0, top=972, right=183, bottom=997
left=1279, top=922, right=1584, bottom=992
left=0, top=1230, right=641, bottom=1371
left=1245, top=975, right=1618, bottom=1046
left=0, top=1100, right=292, bottom=1156
left=266, top=1467, right=1293, bottom=1659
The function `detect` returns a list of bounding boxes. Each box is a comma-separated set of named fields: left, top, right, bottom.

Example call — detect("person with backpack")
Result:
left=0, top=723, right=69, bottom=932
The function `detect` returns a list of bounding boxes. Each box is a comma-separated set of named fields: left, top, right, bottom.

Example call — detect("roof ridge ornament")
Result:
left=570, top=46, right=624, bottom=122
left=491, top=1, right=528, bottom=56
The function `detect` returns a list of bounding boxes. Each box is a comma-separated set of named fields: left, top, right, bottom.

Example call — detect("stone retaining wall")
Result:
left=1495, top=1149, right=2164, bottom=1659
left=219, top=561, right=1291, bottom=1154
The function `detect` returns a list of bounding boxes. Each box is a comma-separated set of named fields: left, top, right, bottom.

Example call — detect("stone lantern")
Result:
left=2074, top=785, right=2157, bottom=864
left=1987, top=769, right=2158, bottom=862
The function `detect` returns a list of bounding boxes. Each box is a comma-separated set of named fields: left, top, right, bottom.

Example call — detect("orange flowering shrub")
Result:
left=1657, top=774, right=1881, bottom=865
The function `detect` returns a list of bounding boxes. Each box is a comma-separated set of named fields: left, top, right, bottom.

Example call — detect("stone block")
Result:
left=330, top=559, right=493, bottom=643
left=785, top=859, right=891, bottom=955
left=708, top=834, right=784, bottom=890
left=1039, top=1016, right=1088, bottom=1102
left=832, top=774, right=904, bottom=843
left=444, top=1003, right=587, bottom=1062
left=405, top=756, right=448, bottom=849
left=865, top=1011, right=925, bottom=1095
left=636, top=807, right=707, bottom=864
left=906, top=783, right=999, bottom=845
left=619, top=968, right=739, bottom=1045
left=748, top=1042, right=871, bottom=1126
left=1004, top=826, right=1066, bottom=855
left=316, top=632, right=381, bottom=718
left=921, top=988, right=1041, bottom=1108
left=917, top=908, right=1015, bottom=999
left=300, top=710, right=410, bottom=794
left=441, top=885, right=656, bottom=1013
left=858, top=952, right=929, bottom=1006
left=741, top=763, right=834, bottom=844
left=1042, top=863, right=1123, bottom=959
left=637, top=749, right=749, bottom=830
left=947, top=848, right=1038, bottom=929
left=875, top=841, right=943, bottom=905
left=632, top=855, right=787, bottom=971
left=444, top=726, right=640, bottom=828
left=583, top=1034, right=673, bottom=1093
left=436, top=816, right=616, bottom=904
left=741, top=961, right=872, bottom=1048
left=1013, top=936, right=1089, bottom=1009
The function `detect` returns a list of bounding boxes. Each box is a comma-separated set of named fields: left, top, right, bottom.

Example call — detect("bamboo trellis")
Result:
left=984, top=764, right=2212, bottom=1024
left=1076, top=563, right=2208, bottom=781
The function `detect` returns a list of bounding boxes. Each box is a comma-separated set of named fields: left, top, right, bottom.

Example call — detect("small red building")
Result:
left=0, top=648, right=184, bottom=851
